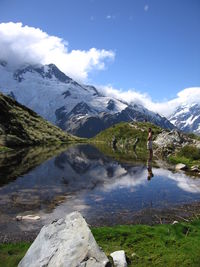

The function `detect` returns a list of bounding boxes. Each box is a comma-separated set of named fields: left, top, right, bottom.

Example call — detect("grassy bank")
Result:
left=92, top=220, right=200, bottom=266
left=168, top=145, right=200, bottom=168
left=0, top=243, right=31, bottom=267
left=92, top=121, right=162, bottom=160
left=1, top=220, right=200, bottom=267
left=0, top=146, right=12, bottom=153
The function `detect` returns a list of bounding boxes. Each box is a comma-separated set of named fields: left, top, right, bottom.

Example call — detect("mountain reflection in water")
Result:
left=0, top=144, right=200, bottom=235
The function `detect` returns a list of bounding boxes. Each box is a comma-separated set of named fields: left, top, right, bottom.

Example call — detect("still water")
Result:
left=0, top=144, right=200, bottom=237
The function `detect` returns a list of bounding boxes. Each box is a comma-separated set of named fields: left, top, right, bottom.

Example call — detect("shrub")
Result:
left=178, top=145, right=200, bottom=161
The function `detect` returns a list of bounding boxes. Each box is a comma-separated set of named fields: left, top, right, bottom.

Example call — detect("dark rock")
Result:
left=107, top=99, right=115, bottom=111
left=62, top=90, right=71, bottom=98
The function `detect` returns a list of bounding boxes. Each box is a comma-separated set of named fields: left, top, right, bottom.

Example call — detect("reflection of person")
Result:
left=147, top=158, right=154, bottom=180
left=147, top=128, right=153, bottom=159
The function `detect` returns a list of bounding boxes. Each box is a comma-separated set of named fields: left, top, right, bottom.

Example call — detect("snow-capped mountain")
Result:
left=169, top=103, right=200, bottom=135
left=0, top=60, right=174, bottom=137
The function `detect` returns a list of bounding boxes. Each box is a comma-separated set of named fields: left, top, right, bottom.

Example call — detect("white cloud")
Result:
left=144, top=5, right=149, bottom=11
left=99, top=85, right=200, bottom=117
left=0, top=22, right=115, bottom=81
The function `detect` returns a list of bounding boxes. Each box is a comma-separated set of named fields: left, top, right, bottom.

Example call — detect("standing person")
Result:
left=147, top=127, right=153, bottom=159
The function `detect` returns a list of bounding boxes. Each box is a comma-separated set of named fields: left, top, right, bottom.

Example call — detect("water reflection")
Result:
left=0, top=144, right=71, bottom=185
left=0, top=144, right=200, bottom=235
left=147, top=158, right=154, bottom=181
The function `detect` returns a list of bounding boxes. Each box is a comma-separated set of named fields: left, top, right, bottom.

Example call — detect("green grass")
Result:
left=168, top=155, right=193, bottom=166
left=93, top=122, right=162, bottom=143
left=92, top=220, right=200, bottom=267
left=1, top=220, right=200, bottom=267
left=168, top=145, right=200, bottom=168
left=178, top=145, right=200, bottom=161
left=187, top=133, right=200, bottom=141
left=0, top=146, right=12, bottom=153
left=92, top=122, right=162, bottom=159
left=0, top=242, right=31, bottom=267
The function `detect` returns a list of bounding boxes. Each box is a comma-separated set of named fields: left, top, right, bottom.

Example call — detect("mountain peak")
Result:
left=0, top=62, right=175, bottom=138
left=169, top=103, right=200, bottom=135
left=12, top=63, right=74, bottom=84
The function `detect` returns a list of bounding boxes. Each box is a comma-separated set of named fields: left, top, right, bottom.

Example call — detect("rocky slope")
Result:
left=0, top=61, right=174, bottom=137
left=169, top=103, right=200, bottom=135
left=0, top=92, right=77, bottom=147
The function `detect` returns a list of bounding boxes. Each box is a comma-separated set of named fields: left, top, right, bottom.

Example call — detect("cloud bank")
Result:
left=0, top=22, right=115, bottom=81
left=0, top=22, right=199, bottom=117
left=100, top=86, right=200, bottom=117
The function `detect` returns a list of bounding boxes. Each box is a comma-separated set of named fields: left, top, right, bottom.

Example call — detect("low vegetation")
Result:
left=93, top=219, right=200, bottom=267
left=92, top=121, right=200, bottom=171
left=168, top=145, right=200, bottom=168
left=0, top=146, right=11, bottom=153
left=0, top=242, right=31, bottom=267
left=187, top=133, right=200, bottom=141
left=92, top=121, right=162, bottom=159
left=0, top=92, right=81, bottom=147
left=1, top=219, right=200, bottom=267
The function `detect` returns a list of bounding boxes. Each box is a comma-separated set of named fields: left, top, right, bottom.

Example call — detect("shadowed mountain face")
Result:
left=0, top=92, right=76, bottom=147
left=57, top=105, right=174, bottom=138
left=0, top=62, right=174, bottom=138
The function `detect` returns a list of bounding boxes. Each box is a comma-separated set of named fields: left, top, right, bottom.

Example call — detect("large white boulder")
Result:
left=18, top=211, right=109, bottom=267
left=110, top=250, right=127, bottom=267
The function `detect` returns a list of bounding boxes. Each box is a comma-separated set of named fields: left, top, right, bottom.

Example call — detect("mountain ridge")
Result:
left=0, top=61, right=175, bottom=137
left=169, top=103, right=200, bottom=135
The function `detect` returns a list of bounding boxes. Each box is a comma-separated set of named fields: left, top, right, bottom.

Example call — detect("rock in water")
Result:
left=191, top=165, right=200, bottom=172
left=18, top=212, right=109, bottom=267
left=175, top=163, right=188, bottom=171
left=16, top=215, right=40, bottom=221
left=110, top=250, right=127, bottom=267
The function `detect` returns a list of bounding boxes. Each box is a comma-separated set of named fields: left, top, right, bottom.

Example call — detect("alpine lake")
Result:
left=1, top=143, right=200, bottom=242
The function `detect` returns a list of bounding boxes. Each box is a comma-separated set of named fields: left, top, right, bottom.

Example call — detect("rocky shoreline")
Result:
left=1, top=201, right=200, bottom=244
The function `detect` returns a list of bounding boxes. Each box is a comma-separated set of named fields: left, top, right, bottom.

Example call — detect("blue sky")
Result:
left=0, top=0, right=200, bottom=101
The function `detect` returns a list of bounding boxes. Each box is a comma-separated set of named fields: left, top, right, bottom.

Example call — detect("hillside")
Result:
left=93, top=121, right=200, bottom=172
left=94, top=121, right=162, bottom=143
left=93, top=122, right=162, bottom=158
left=0, top=92, right=79, bottom=148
